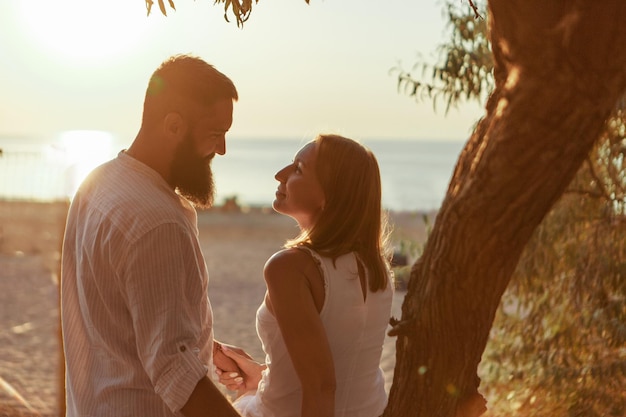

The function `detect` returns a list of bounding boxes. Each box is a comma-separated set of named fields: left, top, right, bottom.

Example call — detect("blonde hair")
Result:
left=287, top=134, right=391, bottom=292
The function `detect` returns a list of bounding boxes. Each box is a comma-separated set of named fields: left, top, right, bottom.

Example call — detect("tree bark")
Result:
left=384, top=1, right=626, bottom=416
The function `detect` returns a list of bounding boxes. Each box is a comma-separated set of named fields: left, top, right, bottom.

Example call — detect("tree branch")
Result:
left=144, top=0, right=263, bottom=27
left=466, top=0, right=483, bottom=19
left=585, top=156, right=613, bottom=201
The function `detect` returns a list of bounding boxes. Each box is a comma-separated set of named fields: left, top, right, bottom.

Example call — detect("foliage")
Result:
left=480, top=121, right=626, bottom=416
left=399, top=1, right=626, bottom=415
left=144, top=0, right=258, bottom=27
left=144, top=0, right=310, bottom=27
left=392, top=1, right=492, bottom=113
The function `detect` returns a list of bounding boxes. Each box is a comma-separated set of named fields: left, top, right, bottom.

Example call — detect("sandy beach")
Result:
left=0, top=200, right=431, bottom=416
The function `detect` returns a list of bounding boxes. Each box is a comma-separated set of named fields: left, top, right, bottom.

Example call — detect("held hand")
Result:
left=218, top=342, right=255, bottom=360
left=218, top=345, right=266, bottom=397
left=213, top=348, right=240, bottom=376
left=213, top=342, right=256, bottom=392
left=213, top=341, right=244, bottom=392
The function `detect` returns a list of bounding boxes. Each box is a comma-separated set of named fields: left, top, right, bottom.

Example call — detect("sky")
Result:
left=0, top=0, right=484, bottom=148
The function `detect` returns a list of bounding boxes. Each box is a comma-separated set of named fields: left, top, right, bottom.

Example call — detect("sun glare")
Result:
left=19, top=0, right=153, bottom=65
left=60, top=130, right=114, bottom=197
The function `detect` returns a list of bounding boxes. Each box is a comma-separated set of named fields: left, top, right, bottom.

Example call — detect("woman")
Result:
left=215, top=134, right=394, bottom=417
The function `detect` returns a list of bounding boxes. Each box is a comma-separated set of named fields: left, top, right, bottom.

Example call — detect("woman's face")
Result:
left=273, top=142, right=325, bottom=230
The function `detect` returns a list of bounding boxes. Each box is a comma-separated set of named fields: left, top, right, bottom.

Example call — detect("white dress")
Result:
left=234, top=249, right=394, bottom=417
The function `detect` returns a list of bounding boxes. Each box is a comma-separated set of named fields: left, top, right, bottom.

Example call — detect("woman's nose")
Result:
left=275, top=165, right=289, bottom=181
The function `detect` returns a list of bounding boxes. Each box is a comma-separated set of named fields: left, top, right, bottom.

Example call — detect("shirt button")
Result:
left=180, top=346, right=186, bottom=352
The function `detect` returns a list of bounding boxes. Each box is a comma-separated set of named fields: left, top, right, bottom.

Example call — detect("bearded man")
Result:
left=61, top=54, right=242, bottom=417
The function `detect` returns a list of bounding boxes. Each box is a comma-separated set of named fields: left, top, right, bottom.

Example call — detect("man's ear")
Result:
left=163, top=112, right=186, bottom=142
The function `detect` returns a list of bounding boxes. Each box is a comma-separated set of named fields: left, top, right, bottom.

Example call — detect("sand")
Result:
left=0, top=201, right=431, bottom=416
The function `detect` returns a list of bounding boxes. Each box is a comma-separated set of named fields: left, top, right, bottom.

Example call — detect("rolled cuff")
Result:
left=154, top=342, right=211, bottom=413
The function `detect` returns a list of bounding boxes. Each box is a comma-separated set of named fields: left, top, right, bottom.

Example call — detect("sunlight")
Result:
left=60, top=130, right=113, bottom=198
left=18, top=0, right=153, bottom=65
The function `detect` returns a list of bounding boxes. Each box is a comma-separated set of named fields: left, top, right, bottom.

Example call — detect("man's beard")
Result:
left=171, top=134, right=216, bottom=209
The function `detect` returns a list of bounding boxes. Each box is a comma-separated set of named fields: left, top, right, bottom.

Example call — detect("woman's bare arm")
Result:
left=264, top=249, right=336, bottom=417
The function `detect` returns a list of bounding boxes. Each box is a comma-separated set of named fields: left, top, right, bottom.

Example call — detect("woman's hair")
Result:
left=141, top=54, right=238, bottom=126
left=287, top=134, right=391, bottom=292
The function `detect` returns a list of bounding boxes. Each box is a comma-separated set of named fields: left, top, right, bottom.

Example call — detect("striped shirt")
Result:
left=61, top=151, right=214, bottom=416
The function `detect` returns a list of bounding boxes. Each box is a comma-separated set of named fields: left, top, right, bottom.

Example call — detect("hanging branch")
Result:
left=144, top=0, right=266, bottom=27
left=145, top=0, right=176, bottom=16
left=466, top=0, right=482, bottom=19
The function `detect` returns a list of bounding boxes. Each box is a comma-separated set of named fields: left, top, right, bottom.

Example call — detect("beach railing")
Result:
left=0, top=145, right=70, bottom=202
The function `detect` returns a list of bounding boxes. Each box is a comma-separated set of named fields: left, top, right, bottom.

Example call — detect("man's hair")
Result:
left=141, top=54, right=238, bottom=126
left=288, top=134, right=391, bottom=292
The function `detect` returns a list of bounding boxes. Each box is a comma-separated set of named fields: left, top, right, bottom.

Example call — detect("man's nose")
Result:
left=215, top=136, right=226, bottom=156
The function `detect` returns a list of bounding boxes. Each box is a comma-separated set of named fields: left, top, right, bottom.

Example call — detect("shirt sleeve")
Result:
left=120, top=222, right=212, bottom=412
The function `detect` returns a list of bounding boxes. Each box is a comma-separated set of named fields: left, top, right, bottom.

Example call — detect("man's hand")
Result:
left=216, top=345, right=266, bottom=397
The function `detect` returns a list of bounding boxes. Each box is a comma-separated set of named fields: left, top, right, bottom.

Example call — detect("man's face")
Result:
left=170, top=132, right=215, bottom=208
left=170, top=99, right=233, bottom=208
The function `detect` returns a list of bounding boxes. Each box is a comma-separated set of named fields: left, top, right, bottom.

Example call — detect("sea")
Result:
left=0, top=134, right=466, bottom=212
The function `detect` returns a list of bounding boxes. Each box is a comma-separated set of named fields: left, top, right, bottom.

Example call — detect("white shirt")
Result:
left=61, top=151, right=214, bottom=416
left=235, top=249, right=393, bottom=417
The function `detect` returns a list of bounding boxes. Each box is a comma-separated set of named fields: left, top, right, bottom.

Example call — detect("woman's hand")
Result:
left=213, top=345, right=240, bottom=376
left=217, top=345, right=266, bottom=397
left=213, top=341, right=246, bottom=390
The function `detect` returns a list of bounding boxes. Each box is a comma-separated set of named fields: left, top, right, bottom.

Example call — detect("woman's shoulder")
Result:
left=264, top=247, right=321, bottom=279
left=266, top=247, right=314, bottom=267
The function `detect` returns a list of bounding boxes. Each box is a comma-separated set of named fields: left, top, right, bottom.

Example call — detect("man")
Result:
left=61, top=54, right=241, bottom=417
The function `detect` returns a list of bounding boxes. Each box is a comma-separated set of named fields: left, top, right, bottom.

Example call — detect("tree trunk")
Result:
left=383, top=1, right=626, bottom=416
